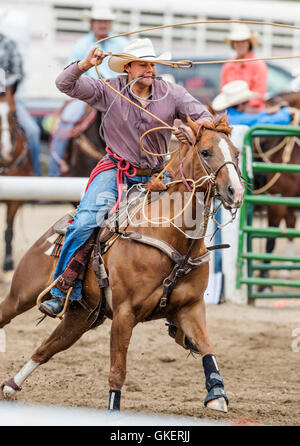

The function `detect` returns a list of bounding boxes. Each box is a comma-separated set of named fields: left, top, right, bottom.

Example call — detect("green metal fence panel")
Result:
left=236, top=124, right=300, bottom=302
left=243, top=226, right=300, bottom=237
left=252, top=162, right=300, bottom=174
left=243, top=253, right=300, bottom=262
left=245, top=196, right=300, bottom=206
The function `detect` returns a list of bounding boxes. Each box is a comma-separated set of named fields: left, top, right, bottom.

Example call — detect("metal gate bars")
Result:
left=236, top=124, right=300, bottom=303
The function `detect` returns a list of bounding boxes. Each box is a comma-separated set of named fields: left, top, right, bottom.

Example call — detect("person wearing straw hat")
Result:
left=212, top=80, right=291, bottom=126
left=39, top=37, right=212, bottom=317
left=220, top=24, right=268, bottom=111
left=47, top=5, right=128, bottom=177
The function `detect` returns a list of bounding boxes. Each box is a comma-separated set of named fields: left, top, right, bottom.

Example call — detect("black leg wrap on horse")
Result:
left=108, top=389, right=121, bottom=411
left=204, top=386, right=228, bottom=407
left=3, top=225, right=14, bottom=271
left=203, top=354, right=228, bottom=406
left=3, top=254, right=14, bottom=271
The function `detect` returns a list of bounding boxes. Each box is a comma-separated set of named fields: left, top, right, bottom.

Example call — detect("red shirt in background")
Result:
left=220, top=51, right=268, bottom=111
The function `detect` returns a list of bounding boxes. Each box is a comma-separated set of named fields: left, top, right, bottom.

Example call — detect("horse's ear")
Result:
left=186, top=115, right=199, bottom=136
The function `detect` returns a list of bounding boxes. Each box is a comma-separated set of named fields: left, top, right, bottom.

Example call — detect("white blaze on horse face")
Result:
left=0, top=102, right=13, bottom=160
left=218, top=137, right=244, bottom=203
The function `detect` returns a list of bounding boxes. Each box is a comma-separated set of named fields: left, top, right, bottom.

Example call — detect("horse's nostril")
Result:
left=228, top=186, right=235, bottom=196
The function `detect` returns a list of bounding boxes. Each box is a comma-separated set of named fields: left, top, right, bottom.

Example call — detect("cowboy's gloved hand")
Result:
left=172, top=126, right=194, bottom=145
left=78, top=45, right=112, bottom=72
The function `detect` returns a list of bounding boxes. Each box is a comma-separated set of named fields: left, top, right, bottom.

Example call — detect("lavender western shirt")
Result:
left=55, top=62, right=212, bottom=169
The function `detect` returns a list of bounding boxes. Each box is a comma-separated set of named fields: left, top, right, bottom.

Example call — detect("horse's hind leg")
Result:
left=3, top=201, right=21, bottom=273
left=0, top=255, right=55, bottom=329
left=1, top=303, right=94, bottom=399
left=259, top=204, right=286, bottom=288
left=108, top=303, right=135, bottom=411
left=172, top=299, right=228, bottom=413
left=285, top=207, right=297, bottom=257
left=0, top=288, right=36, bottom=329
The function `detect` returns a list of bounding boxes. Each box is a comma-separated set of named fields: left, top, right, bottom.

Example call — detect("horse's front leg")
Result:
left=173, top=299, right=228, bottom=413
left=108, top=303, right=135, bottom=411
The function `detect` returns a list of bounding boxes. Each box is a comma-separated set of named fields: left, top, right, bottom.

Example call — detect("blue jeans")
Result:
left=51, top=166, right=156, bottom=300
left=48, top=99, right=87, bottom=177
left=15, top=99, right=41, bottom=176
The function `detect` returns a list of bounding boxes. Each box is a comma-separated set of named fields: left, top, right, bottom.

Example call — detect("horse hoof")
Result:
left=1, top=385, right=17, bottom=400
left=1, top=378, right=21, bottom=400
left=206, top=397, right=228, bottom=413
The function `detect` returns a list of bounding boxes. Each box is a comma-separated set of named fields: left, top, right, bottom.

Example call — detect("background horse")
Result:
left=267, top=90, right=300, bottom=109
left=0, top=89, right=34, bottom=276
left=0, top=116, right=243, bottom=414
left=253, top=100, right=300, bottom=287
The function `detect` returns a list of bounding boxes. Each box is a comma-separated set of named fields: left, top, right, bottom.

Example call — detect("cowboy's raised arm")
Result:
left=77, top=45, right=108, bottom=72
left=55, top=45, right=111, bottom=108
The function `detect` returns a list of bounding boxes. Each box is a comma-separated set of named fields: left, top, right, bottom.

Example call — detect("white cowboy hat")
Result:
left=212, top=80, right=260, bottom=111
left=108, top=38, right=171, bottom=73
left=225, top=24, right=259, bottom=47
left=83, top=6, right=115, bottom=22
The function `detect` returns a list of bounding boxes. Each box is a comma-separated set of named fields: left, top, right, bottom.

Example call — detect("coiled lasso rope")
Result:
left=92, top=19, right=300, bottom=228
left=93, top=18, right=300, bottom=160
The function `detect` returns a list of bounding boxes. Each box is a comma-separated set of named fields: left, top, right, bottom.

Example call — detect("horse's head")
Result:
left=186, top=115, right=244, bottom=209
left=0, top=89, right=17, bottom=163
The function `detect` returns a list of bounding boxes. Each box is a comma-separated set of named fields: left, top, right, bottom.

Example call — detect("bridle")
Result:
left=188, top=130, right=242, bottom=190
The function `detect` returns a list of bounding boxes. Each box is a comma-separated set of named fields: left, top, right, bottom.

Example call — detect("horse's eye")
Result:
left=201, top=150, right=210, bottom=158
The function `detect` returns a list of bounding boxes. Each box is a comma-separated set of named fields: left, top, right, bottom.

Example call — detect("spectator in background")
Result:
left=212, top=80, right=291, bottom=126
left=220, top=24, right=268, bottom=111
left=48, top=5, right=128, bottom=177
left=0, top=31, right=42, bottom=175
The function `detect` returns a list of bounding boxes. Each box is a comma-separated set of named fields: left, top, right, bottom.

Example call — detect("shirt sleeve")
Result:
left=228, top=107, right=291, bottom=126
left=173, top=84, right=212, bottom=123
left=228, top=110, right=258, bottom=126
left=258, top=107, right=291, bottom=125
left=55, top=62, right=109, bottom=111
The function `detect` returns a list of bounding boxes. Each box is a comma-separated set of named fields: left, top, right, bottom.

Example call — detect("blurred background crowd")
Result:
left=1, top=0, right=300, bottom=176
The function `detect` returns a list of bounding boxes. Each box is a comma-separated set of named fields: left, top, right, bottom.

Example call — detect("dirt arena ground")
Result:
left=0, top=203, right=300, bottom=426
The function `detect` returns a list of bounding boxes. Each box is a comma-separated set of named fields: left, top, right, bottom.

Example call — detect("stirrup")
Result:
left=36, top=278, right=72, bottom=319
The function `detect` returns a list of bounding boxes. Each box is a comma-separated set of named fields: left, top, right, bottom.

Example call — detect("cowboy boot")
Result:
left=39, top=297, right=64, bottom=318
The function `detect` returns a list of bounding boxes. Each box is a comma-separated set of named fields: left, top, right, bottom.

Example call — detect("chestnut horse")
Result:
left=0, top=89, right=34, bottom=273
left=0, top=116, right=244, bottom=414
